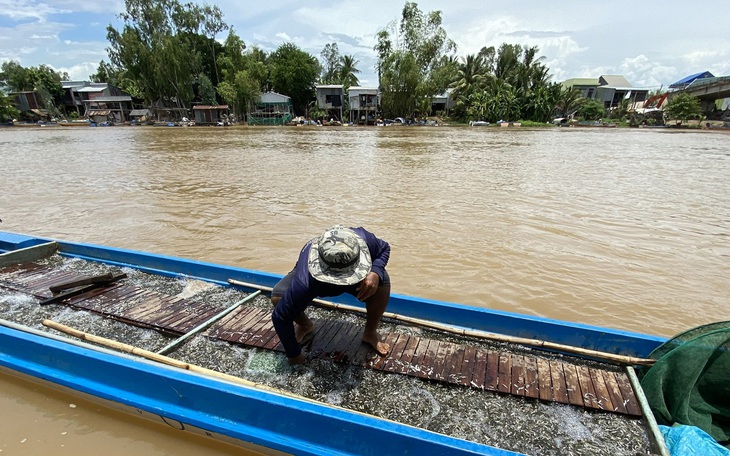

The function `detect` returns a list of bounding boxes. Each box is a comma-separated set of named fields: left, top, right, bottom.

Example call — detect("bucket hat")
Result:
left=308, top=226, right=371, bottom=285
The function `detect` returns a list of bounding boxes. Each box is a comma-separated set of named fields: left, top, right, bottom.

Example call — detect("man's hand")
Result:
left=288, top=352, right=307, bottom=365
left=356, top=272, right=380, bottom=301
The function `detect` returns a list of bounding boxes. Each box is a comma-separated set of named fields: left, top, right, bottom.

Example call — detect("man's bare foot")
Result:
left=295, top=323, right=315, bottom=345
left=362, top=334, right=390, bottom=356
left=287, top=352, right=307, bottom=365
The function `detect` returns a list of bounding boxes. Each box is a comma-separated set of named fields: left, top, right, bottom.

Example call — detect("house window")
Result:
left=587, top=88, right=594, bottom=98
left=325, top=95, right=342, bottom=107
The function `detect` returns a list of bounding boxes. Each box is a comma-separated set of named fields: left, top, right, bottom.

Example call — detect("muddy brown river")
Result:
left=1, top=124, right=728, bottom=454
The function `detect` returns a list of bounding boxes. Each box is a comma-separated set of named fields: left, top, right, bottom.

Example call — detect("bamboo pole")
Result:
left=228, top=278, right=655, bottom=366
left=41, top=319, right=313, bottom=402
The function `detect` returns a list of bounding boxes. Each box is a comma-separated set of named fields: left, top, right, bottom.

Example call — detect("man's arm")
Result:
left=355, top=227, right=390, bottom=282
left=271, top=272, right=318, bottom=360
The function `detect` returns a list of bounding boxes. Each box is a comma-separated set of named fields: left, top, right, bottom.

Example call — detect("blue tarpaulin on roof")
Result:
left=669, top=71, right=715, bottom=88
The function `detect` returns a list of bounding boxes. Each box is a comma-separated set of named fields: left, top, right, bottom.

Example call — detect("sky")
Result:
left=1, top=0, right=729, bottom=91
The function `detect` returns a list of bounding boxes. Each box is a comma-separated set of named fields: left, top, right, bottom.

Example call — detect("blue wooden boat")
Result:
left=0, top=230, right=669, bottom=455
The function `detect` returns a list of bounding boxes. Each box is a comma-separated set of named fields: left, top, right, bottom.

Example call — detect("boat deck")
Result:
left=0, top=261, right=641, bottom=417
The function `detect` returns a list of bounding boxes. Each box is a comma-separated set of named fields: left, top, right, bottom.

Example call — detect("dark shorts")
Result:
left=272, top=269, right=390, bottom=298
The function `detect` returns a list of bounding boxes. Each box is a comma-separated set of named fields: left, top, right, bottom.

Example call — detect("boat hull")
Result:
left=0, top=320, right=506, bottom=456
left=0, top=230, right=668, bottom=455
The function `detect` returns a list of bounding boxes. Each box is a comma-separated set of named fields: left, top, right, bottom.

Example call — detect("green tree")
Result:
left=378, top=50, right=420, bottom=118
left=0, top=93, right=19, bottom=121
left=375, top=2, right=456, bottom=118
left=664, top=93, right=701, bottom=124
left=268, top=42, right=320, bottom=115
left=0, top=61, right=31, bottom=92
left=556, top=87, right=583, bottom=118
left=197, top=73, right=216, bottom=105
left=576, top=99, right=605, bottom=121
left=106, top=0, right=228, bottom=110
left=339, top=55, right=360, bottom=89
left=450, top=53, right=490, bottom=119
left=215, top=29, right=266, bottom=119
left=320, top=43, right=340, bottom=84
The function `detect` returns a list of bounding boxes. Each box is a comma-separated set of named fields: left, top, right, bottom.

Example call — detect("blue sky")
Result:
left=2, top=0, right=729, bottom=90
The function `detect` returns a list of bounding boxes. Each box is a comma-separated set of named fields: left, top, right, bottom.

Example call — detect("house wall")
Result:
left=316, top=87, right=344, bottom=109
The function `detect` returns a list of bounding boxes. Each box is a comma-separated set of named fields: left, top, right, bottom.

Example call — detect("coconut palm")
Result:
left=339, top=55, right=360, bottom=89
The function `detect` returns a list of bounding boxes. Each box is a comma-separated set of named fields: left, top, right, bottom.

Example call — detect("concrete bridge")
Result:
left=681, top=76, right=730, bottom=99
left=673, top=76, right=730, bottom=112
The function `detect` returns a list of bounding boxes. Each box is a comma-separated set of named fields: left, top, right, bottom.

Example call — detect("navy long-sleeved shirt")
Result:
left=271, top=227, right=390, bottom=358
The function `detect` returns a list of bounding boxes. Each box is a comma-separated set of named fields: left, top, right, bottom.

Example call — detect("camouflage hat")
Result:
left=308, top=226, right=372, bottom=285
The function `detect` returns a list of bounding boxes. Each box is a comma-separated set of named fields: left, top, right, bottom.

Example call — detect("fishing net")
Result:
left=639, top=322, right=730, bottom=449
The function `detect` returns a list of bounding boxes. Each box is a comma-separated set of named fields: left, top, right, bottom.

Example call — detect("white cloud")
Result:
left=0, top=0, right=727, bottom=89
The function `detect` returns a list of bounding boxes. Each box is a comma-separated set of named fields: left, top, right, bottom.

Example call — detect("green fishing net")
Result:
left=639, top=322, right=730, bottom=449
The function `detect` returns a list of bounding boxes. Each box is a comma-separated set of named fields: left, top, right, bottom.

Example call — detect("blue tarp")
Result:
left=660, top=425, right=730, bottom=456
left=669, top=71, right=715, bottom=88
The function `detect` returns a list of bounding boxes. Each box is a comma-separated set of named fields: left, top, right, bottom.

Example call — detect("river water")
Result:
left=1, top=124, right=729, bottom=454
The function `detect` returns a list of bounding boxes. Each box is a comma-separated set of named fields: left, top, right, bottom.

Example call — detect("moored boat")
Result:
left=1, top=230, right=724, bottom=455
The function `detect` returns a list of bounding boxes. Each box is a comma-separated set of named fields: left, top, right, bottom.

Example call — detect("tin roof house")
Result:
left=61, top=82, right=133, bottom=121
left=248, top=91, right=293, bottom=126
left=348, top=86, right=378, bottom=125
left=562, top=75, right=650, bottom=110
left=315, top=85, right=345, bottom=124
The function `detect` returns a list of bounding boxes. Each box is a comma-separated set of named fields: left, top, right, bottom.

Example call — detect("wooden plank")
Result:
left=484, top=350, right=500, bottom=391
left=351, top=330, right=383, bottom=366
left=614, top=371, right=642, bottom=416
left=497, top=352, right=512, bottom=394
left=407, top=338, right=432, bottom=378
left=120, top=292, right=168, bottom=321
left=213, top=307, right=263, bottom=342
left=431, top=341, right=455, bottom=382
left=601, top=370, right=628, bottom=415
left=236, top=312, right=274, bottom=345
left=562, top=363, right=584, bottom=407
left=458, top=345, right=477, bottom=387
left=207, top=306, right=256, bottom=339
left=48, top=273, right=114, bottom=292
left=576, top=366, right=599, bottom=410
left=0, top=242, right=58, bottom=267
left=380, top=334, right=410, bottom=372
left=536, top=357, right=553, bottom=401
left=444, top=345, right=466, bottom=385
left=548, top=360, right=569, bottom=404
left=510, top=354, right=525, bottom=396
left=470, top=348, right=488, bottom=389
left=365, top=333, right=398, bottom=369
left=324, top=323, right=362, bottom=361
left=524, top=356, right=540, bottom=399
left=420, top=339, right=440, bottom=379
left=416, top=340, right=440, bottom=379
left=248, top=321, right=277, bottom=347
left=310, top=321, right=343, bottom=356
left=61, top=283, right=127, bottom=311
left=332, top=327, right=365, bottom=363
left=39, top=273, right=126, bottom=305
left=392, top=335, right=420, bottom=375
left=98, top=285, right=148, bottom=310
left=588, top=368, right=614, bottom=412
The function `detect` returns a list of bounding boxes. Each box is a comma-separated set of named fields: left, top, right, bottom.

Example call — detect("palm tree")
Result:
left=339, top=55, right=360, bottom=89
left=450, top=53, right=491, bottom=119
left=556, top=87, right=584, bottom=118
left=451, top=54, right=488, bottom=94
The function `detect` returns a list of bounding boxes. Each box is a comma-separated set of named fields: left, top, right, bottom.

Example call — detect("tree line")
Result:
left=0, top=0, right=703, bottom=124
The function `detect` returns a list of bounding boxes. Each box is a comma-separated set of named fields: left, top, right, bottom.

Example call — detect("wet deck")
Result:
left=0, top=262, right=641, bottom=416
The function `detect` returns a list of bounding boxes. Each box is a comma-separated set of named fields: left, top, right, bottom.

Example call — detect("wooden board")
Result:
left=0, top=262, right=642, bottom=416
